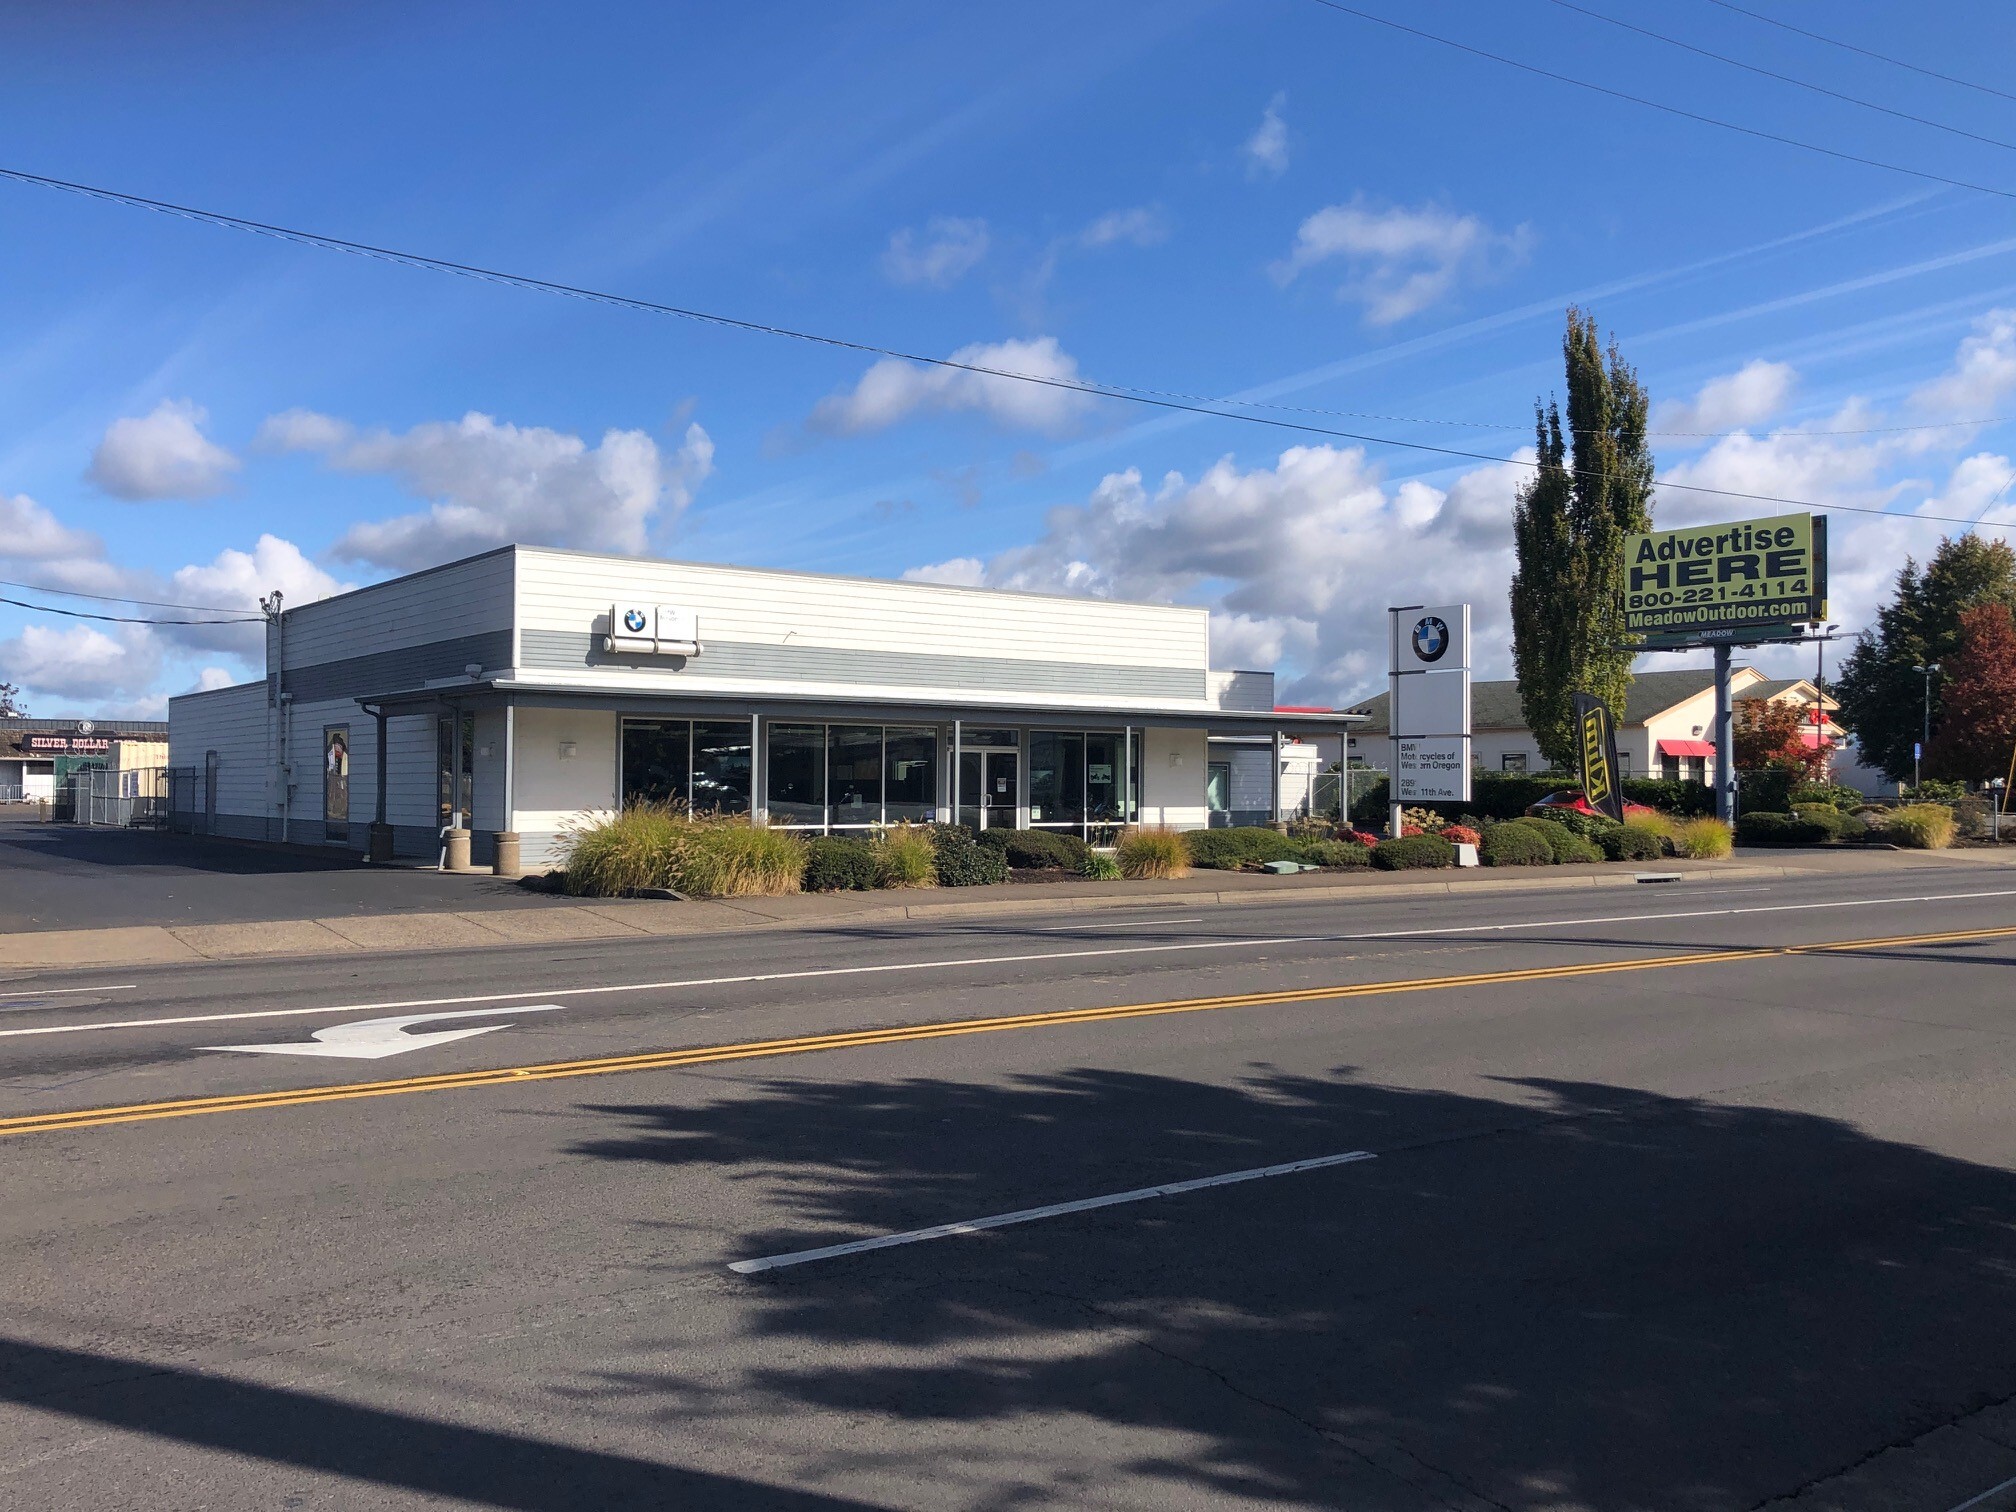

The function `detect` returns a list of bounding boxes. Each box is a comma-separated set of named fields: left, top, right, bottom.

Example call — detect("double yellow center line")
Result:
left=4, top=921, right=2010, bottom=1139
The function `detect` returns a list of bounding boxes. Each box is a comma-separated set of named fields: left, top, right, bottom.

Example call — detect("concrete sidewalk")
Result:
left=4, top=846, right=2007, bottom=973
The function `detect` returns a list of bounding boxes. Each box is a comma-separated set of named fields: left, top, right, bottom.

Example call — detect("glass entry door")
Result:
left=958, top=749, right=1020, bottom=829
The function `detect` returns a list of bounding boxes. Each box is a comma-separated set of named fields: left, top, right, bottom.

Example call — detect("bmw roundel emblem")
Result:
left=623, top=608, right=649, bottom=634
left=1411, top=615, right=1450, bottom=662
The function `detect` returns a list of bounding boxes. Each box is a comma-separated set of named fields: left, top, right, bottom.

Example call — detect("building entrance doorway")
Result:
left=958, top=749, right=1019, bottom=830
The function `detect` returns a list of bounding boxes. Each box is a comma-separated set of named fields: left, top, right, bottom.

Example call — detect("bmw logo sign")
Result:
left=1411, top=615, right=1450, bottom=662
left=622, top=608, right=649, bottom=634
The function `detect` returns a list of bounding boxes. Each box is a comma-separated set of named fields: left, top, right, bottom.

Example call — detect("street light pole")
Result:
left=1814, top=624, right=1838, bottom=777
left=1912, top=661, right=1941, bottom=792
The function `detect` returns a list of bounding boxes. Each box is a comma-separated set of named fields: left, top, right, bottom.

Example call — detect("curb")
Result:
left=0, top=861, right=1810, bottom=976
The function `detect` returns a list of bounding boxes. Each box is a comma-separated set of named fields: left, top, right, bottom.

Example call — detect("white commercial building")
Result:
left=168, top=546, right=1356, bottom=870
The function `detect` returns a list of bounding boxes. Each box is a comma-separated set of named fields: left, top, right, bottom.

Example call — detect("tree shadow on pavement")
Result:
left=568, top=1065, right=2016, bottom=1511
left=0, top=1335, right=885, bottom=1510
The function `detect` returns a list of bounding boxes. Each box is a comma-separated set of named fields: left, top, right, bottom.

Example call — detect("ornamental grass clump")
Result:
left=1117, top=826, right=1189, bottom=879
left=1672, top=816, right=1733, bottom=859
left=559, top=802, right=685, bottom=897
left=1079, top=852, right=1124, bottom=880
left=872, top=822, right=938, bottom=888
left=671, top=817, right=807, bottom=897
left=1886, top=802, right=1956, bottom=850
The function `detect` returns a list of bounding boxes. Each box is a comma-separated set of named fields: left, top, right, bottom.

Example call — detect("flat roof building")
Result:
left=168, top=545, right=1356, bottom=869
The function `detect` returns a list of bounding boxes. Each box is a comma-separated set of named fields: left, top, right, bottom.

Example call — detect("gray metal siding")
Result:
left=282, top=631, right=514, bottom=705
left=517, top=629, right=1207, bottom=702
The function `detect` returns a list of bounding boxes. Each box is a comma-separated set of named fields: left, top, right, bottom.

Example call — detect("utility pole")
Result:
left=1813, top=624, right=1838, bottom=773
left=1912, top=661, right=1940, bottom=792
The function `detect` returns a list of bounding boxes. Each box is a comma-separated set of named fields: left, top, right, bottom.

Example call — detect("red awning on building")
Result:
left=1658, top=738, right=1716, bottom=758
left=1799, top=731, right=1832, bottom=749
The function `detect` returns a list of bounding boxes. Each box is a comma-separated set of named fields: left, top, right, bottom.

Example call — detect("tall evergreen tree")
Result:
left=1510, top=308, right=1655, bottom=770
left=1834, top=535, right=2016, bottom=781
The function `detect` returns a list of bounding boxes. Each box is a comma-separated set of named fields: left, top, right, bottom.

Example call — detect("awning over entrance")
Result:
left=1658, top=738, right=1716, bottom=758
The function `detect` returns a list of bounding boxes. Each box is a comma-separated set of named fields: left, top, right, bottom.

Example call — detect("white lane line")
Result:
left=728, top=1149, right=1377, bottom=1275
left=7, top=885, right=2015, bottom=1043
left=1947, top=1472, right=2016, bottom=1512
left=0, top=984, right=136, bottom=998
left=1043, top=916, right=1206, bottom=931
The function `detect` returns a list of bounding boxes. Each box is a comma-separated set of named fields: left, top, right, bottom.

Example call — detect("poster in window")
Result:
left=324, top=726, right=350, bottom=825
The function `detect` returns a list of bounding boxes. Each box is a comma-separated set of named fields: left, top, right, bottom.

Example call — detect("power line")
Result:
left=1701, top=0, right=2016, bottom=106
left=1302, top=0, right=2016, bottom=201
left=0, top=594, right=263, bottom=626
left=0, top=575, right=251, bottom=616
left=1545, top=0, right=2016, bottom=153
left=0, top=164, right=2006, bottom=536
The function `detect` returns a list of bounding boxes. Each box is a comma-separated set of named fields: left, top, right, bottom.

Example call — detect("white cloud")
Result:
left=0, top=623, right=162, bottom=703
left=1079, top=206, right=1168, bottom=250
left=255, top=407, right=355, bottom=452
left=194, top=666, right=240, bottom=692
left=1243, top=93, right=1289, bottom=179
left=164, top=533, right=349, bottom=655
left=86, top=399, right=240, bottom=501
left=264, top=410, right=713, bottom=570
left=812, top=336, right=1095, bottom=436
left=1273, top=196, right=1534, bottom=325
left=1652, top=359, right=1796, bottom=435
left=881, top=217, right=991, bottom=288
left=901, top=557, right=988, bottom=587
left=1910, top=308, right=2016, bottom=417
left=0, top=493, right=101, bottom=562
left=915, top=442, right=1531, bottom=704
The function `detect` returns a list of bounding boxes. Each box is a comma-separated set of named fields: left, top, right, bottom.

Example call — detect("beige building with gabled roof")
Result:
left=1341, top=666, right=1842, bottom=785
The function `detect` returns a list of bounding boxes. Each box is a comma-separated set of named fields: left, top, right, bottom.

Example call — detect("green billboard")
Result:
left=1623, top=512, right=1827, bottom=647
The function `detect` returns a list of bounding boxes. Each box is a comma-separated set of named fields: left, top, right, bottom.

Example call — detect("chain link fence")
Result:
left=1310, top=766, right=1386, bottom=824
left=57, top=766, right=169, bottom=827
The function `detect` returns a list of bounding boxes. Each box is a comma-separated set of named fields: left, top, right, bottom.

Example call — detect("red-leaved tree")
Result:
left=1735, top=697, right=1831, bottom=778
left=1925, top=603, right=2016, bottom=784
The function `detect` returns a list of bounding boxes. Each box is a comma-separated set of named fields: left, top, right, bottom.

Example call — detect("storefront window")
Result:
left=827, top=726, right=883, bottom=826
left=622, top=720, right=692, bottom=807
left=766, top=724, right=825, bottom=825
left=692, top=721, right=751, bottom=814
left=884, top=727, right=937, bottom=823
left=1084, top=733, right=1125, bottom=825
left=1029, top=731, right=1086, bottom=826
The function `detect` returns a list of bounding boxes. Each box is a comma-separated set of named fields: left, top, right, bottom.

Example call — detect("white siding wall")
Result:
left=167, top=682, right=271, bottom=825
left=514, top=547, right=1212, bottom=710
left=275, top=550, right=515, bottom=671
left=1140, top=726, right=1208, bottom=829
left=512, top=707, right=618, bottom=870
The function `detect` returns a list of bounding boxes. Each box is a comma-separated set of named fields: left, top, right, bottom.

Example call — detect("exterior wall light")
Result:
left=558, top=741, right=578, bottom=760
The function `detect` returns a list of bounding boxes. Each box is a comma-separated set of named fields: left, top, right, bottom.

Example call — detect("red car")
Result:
left=1528, top=789, right=1658, bottom=820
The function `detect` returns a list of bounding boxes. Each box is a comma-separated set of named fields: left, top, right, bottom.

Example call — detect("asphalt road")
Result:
left=0, top=816, right=563, bottom=932
left=4, top=865, right=2016, bottom=1510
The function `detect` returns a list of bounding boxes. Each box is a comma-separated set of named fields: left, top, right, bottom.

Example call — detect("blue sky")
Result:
left=6, top=0, right=2016, bottom=716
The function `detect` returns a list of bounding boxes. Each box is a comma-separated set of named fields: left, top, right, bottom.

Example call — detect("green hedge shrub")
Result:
left=1790, top=804, right=1850, bottom=841
left=1736, top=811, right=1835, bottom=844
left=928, top=824, right=1009, bottom=886
left=1788, top=782, right=1866, bottom=812
left=977, top=827, right=1091, bottom=871
left=1299, top=839, right=1371, bottom=869
left=1183, top=826, right=1302, bottom=869
left=1599, top=825, right=1667, bottom=862
left=1512, top=817, right=1599, bottom=863
left=1621, top=777, right=1715, bottom=816
left=1480, top=824, right=1553, bottom=866
left=803, top=836, right=879, bottom=891
left=1371, top=834, right=1454, bottom=870
left=1524, top=807, right=1621, bottom=841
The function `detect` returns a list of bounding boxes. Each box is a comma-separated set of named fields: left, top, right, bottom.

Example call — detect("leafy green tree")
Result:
left=1510, top=308, right=1655, bottom=770
left=1835, top=535, right=2016, bottom=781
left=1924, top=603, right=2016, bottom=784
left=0, top=682, right=22, bottom=718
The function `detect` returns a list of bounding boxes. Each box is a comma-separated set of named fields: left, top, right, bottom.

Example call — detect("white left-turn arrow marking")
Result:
left=203, top=1005, right=565, bottom=1060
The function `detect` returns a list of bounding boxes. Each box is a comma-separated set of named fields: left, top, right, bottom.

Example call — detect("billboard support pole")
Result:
left=1713, top=643, right=1737, bottom=825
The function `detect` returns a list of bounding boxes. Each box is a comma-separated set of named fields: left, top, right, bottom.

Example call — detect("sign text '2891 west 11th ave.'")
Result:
left=1623, top=512, right=1828, bottom=647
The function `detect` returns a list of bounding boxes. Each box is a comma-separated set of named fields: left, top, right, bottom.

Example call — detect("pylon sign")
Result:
left=1388, top=604, right=1471, bottom=805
